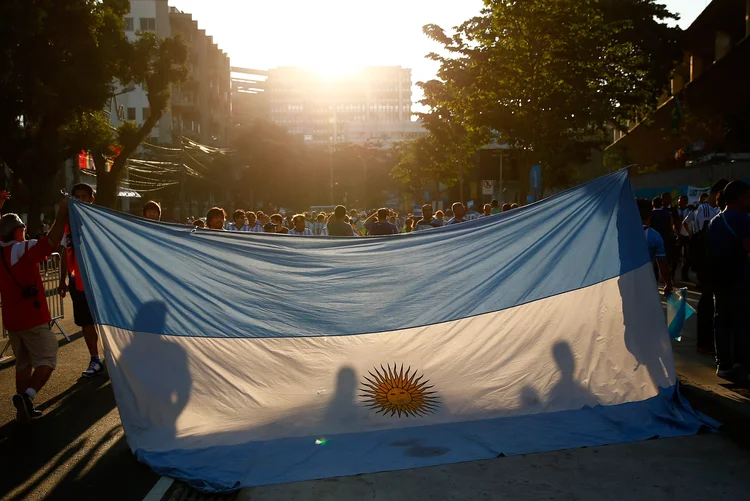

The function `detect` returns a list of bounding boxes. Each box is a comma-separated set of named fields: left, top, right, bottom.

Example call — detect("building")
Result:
left=169, top=7, right=231, bottom=145
left=607, top=0, right=750, bottom=173
left=107, top=2, right=231, bottom=147
left=231, top=67, right=270, bottom=126
left=110, top=0, right=172, bottom=144
left=265, top=66, right=426, bottom=147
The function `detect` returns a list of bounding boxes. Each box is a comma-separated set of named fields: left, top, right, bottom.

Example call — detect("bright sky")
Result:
left=170, top=0, right=708, bottom=99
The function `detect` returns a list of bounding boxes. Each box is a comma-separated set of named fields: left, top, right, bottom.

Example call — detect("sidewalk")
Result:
left=669, top=281, right=750, bottom=447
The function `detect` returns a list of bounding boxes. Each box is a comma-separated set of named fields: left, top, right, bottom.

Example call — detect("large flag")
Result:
left=68, top=170, right=712, bottom=493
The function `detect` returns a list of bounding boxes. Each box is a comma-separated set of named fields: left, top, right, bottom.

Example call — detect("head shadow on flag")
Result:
left=105, top=301, right=192, bottom=446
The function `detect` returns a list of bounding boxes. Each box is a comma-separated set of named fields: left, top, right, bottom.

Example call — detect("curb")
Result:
left=678, top=373, right=750, bottom=448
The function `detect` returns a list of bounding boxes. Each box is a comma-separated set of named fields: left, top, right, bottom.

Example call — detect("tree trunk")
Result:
left=96, top=169, right=119, bottom=209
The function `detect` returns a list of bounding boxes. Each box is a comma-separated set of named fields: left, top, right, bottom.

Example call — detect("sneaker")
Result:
left=717, top=367, right=734, bottom=379
left=13, top=393, right=42, bottom=423
left=82, top=359, right=104, bottom=378
left=13, top=394, right=30, bottom=424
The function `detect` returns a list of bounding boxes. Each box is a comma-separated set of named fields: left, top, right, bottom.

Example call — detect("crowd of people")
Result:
left=145, top=198, right=520, bottom=237
left=639, top=179, right=750, bottom=381
left=0, top=177, right=747, bottom=424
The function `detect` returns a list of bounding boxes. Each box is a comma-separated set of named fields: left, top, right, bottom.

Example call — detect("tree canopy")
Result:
left=420, top=0, right=682, bottom=197
left=0, top=0, right=132, bottom=230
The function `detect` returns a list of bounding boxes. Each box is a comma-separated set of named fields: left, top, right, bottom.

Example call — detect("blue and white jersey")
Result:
left=694, top=202, right=718, bottom=233
left=227, top=222, right=250, bottom=232
left=288, top=228, right=313, bottom=236
left=248, top=222, right=264, bottom=233
left=310, top=221, right=329, bottom=236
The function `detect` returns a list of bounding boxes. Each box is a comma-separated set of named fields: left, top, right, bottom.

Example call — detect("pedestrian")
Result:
left=401, top=217, right=414, bottom=233
left=502, top=203, right=512, bottom=212
left=637, top=198, right=674, bottom=295
left=414, top=204, right=443, bottom=231
left=246, top=211, right=263, bottom=232
left=707, top=180, right=750, bottom=378
left=350, top=209, right=365, bottom=236
left=435, top=210, right=445, bottom=225
left=650, top=196, right=675, bottom=278
left=327, top=205, right=355, bottom=237
left=490, top=199, right=501, bottom=214
left=193, top=218, right=205, bottom=229
left=364, top=208, right=399, bottom=235
left=263, top=222, right=276, bottom=233
left=206, top=207, right=227, bottom=230
left=447, top=202, right=467, bottom=224
left=1, top=197, right=69, bottom=422
left=675, top=195, right=692, bottom=281
left=482, top=204, right=492, bottom=217
left=59, top=184, right=105, bottom=378
left=142, top=200, right=162, bottom=221
left=270, top=213, right=289, bottom=234
left=465, top=204, right=481, bottom=220
left=692, top=180, right=728, bottom=354
left=227, top=210, right=250, bottom=231
left=311, top=214, right=329, bottom=236
left=288, top=214, right=313, bottom=236
left=510, top=203, right=519, bottom=209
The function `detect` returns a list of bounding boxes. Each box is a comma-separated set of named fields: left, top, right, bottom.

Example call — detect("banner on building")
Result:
left=687, top=186, right=710, bottom=205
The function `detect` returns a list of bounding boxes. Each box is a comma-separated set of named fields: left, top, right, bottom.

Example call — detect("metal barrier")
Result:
left=0, top=252, right=70, bottom=363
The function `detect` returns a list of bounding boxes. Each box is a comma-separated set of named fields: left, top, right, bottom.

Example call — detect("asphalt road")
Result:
left=0, top=323, right=158, bottom=501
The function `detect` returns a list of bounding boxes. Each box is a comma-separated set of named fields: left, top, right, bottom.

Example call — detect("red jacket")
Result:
left=0, top=237, right=53, bottom=331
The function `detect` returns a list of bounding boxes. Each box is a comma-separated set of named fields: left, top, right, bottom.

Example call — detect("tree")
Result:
left=391, top=135, right=448, bottom=198
left=92, top=33, right=188, bottom=208
left=0, top=0, right=131, bottom=233
left=421, top=0, right=682, bottom=199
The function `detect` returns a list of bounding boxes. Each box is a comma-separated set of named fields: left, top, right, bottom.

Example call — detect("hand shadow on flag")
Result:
left=117, top=301, right=191, bottom=442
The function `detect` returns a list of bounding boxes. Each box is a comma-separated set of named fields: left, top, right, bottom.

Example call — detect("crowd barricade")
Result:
left=0, top=252, right=70, bottom=363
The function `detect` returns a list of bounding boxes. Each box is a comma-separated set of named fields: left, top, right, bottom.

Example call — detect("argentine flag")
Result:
left=68, top=170, right=712, bottom=492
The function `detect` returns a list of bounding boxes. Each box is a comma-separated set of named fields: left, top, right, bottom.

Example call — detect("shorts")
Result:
left=69, top=282, right=94, bottom=327
left=9, top=324, right=58, bottom=371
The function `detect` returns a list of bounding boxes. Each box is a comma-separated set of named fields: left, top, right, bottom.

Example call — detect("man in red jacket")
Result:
left=59, top=183, right=104, bottom=378
left=0, top=196, right=69, bottom=423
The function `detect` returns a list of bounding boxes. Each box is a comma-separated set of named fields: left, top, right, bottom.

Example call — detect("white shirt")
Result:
left=247, top=222, right=263, bottom=233
left=288, top=228, right=313, bottom=236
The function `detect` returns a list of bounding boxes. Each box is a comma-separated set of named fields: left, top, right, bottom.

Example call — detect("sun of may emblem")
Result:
left=360, top=363, right=439, bottom=418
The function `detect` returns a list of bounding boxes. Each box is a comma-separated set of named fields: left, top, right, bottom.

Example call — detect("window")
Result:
left=124, top=18, right=134, bottom=31
left=142, top=108, right=150, bottom=120
left=139, top=18, right=156, bottom=31
left=127, top=107, right=136, bottom=120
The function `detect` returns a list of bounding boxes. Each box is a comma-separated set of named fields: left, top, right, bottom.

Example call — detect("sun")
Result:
left=360, top=364, right=439, bottom=418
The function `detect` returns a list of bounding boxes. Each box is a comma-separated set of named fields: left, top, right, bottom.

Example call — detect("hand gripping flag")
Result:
left=68, top=170, right=714, bottom=493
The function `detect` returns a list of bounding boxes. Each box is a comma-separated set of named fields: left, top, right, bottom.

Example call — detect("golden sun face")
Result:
left=360, top=364, right=439, bottom=418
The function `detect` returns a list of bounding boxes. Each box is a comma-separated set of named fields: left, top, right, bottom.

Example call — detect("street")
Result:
left=0, top=300, right=158, bottom=501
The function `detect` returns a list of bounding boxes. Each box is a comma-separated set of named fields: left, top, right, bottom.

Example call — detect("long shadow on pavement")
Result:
left=0, top=374, right=156, bottom=500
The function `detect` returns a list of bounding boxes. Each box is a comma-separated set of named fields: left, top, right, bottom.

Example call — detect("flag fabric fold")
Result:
left=68, top=170, right=714, bottom=493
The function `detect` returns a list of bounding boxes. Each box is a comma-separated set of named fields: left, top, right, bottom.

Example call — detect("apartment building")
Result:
left=265, top=66, right=424, bottom=147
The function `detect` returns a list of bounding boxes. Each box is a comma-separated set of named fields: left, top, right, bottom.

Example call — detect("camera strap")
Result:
left=1, top=242, right=33, bottom=292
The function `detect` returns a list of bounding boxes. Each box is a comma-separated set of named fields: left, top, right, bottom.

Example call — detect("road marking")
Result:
left=143, top=476, right=174, bottom=501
